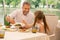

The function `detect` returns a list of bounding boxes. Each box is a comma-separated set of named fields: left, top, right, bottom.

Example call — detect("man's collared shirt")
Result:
left=9, top=9, right=34, bottom=24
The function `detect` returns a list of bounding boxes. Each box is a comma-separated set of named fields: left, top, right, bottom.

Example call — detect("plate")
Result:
left=14, top=23, right=25, bottom=27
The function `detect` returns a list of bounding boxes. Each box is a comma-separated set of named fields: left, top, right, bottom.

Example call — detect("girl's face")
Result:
left=36, top=19, right=43, bottom=23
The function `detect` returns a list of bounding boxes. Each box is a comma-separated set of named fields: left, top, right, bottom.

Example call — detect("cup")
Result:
left=32, top=27, right=37, bottom=33
left=0, top=30, right=5, bottom=38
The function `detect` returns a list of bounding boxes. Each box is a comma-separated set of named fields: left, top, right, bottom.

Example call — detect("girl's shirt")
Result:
left=35, top=22, right=44, bottom=32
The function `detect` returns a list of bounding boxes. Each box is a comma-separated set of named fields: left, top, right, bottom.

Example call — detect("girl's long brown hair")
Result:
left=33, top=11, right=49, bottom=33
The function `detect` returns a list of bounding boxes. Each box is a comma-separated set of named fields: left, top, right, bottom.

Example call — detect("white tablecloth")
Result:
left=0, top=32, right=50, bottom=40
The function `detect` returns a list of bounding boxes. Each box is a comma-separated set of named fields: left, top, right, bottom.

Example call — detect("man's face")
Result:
left=22, top=4, right=30, bottom=15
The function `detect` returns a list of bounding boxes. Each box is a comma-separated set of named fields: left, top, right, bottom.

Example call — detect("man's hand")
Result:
left=6, top=16, right=15, bottom=24
left=21, top=20, right=32, bottom=29
left=22, top=20, right=27, bottom=25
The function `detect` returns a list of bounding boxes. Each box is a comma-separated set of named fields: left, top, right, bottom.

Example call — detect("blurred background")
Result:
left=0, top=0, right=60, bottom=24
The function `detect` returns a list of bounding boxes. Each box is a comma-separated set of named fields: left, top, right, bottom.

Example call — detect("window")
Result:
left=0, top=0, right=60, bottom=24
left=0, top=0, right=21, bottom=24
left=27, top=0, right=60, bottom=20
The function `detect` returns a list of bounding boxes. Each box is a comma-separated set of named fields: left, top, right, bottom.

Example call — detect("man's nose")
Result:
left=26, top=9, right=29, bottom=12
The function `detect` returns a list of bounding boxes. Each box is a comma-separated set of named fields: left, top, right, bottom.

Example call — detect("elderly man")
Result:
left=6, top=2, right=34, bottom=28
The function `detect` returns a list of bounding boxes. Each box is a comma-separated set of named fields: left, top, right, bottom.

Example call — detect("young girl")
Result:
left=33, top=10, right=50, bottom=33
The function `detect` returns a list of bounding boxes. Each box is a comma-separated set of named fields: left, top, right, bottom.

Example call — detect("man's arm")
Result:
left=22, top=20, right=33, bottom=29
left=6, top=9, right=19, bottom=24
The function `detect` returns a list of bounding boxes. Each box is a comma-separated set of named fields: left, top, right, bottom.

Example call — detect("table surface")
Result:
left=0, top=31, right=49, bottom=40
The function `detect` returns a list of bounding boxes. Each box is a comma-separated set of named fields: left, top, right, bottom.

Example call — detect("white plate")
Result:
left=13, top=23, right=25, bottom=27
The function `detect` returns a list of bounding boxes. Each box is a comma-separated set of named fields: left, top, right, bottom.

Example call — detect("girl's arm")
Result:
left=39, top=23, right=45, bottom=33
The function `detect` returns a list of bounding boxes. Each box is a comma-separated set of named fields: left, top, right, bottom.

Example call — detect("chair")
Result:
left=45, top=15, right=58, bottom=40
left=55, top=21, right=60, bottom=40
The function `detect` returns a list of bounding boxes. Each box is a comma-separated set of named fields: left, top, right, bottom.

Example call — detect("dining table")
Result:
left=0, top=24, right=50, bottom=40
left=0, top=31, right=50, bottom=40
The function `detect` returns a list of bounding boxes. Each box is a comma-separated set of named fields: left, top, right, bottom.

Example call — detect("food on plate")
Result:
left=5, top=28, right=17, bottom=32
left=14, top=24, right=22, bottom=29
left=14, top=23, right=26, bottom=29
left=14, top=24, right=21, bottom=26
left=5, top=26, right=10, bottom=28
left=18, top=29, right=26, bottom=32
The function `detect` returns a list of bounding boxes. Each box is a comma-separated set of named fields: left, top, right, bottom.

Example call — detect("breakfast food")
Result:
left=14, top=23, right=26, bottom=29
left=14, top=24, right=22, bottom=29
left=14, top=24, right=21, bottom=26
